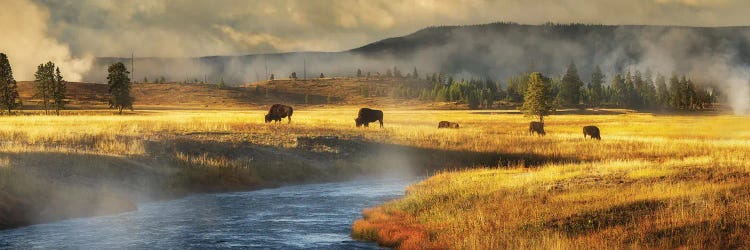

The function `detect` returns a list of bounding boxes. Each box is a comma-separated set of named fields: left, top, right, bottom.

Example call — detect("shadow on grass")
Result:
left=296, top=135, right=581, bottom=171
left=541, top=199, right=667, bottom=237
left=637, top=221, right=750, bottom=249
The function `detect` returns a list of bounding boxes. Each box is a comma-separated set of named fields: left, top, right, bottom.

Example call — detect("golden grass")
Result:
left=3, top=107, right=750, bottom=245
left=350, top=110, right=750, bottom=249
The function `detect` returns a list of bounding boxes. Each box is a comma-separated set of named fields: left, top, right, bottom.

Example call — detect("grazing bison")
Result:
left=529, top=121, right=546, bottom=136
left=583, top=125, right=601, bottom=140
left=265, top=104, right=294, bottom=123
left=438, top=121, right=459, bottom=129
left=355, top=108, right=383, bottom=128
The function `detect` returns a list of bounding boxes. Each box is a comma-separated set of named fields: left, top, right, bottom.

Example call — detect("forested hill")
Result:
left=350, top=23, right=750, bottom=80
left=85, top=23, right=750, bottom=85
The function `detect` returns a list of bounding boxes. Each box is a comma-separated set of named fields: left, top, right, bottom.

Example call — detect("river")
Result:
left=0, top=178, right=417, bottom=249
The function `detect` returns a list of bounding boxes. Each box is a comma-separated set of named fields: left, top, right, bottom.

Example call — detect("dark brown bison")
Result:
left=438, top=121, right=459, bottom=129
left=355, top=108, right=383, bottom=128
left=529, top=121, right=546, bottom=136
left=265, top=104, right=293, bottom=123
left=583, top=125, right=601, bottom=140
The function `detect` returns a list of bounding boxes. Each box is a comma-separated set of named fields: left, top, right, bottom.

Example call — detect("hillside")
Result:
left=85, top=23, right=750, bottom=86
left=15, top=77, right=438, bottom=109
left=243, top=77, right=435, bottom=106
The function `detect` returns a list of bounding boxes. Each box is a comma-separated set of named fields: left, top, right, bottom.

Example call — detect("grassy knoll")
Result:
left=351, top=111, right=750, bottom=249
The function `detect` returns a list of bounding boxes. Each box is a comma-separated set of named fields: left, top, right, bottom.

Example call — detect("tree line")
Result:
left=0, top=53, right=134, bottom=115
left=374, top=62, right=718, bottom=111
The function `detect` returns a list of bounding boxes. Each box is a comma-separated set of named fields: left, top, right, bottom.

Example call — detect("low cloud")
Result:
left=0, top=0, right=92, bottom=81
left=24, top=0, right=750, bottom=60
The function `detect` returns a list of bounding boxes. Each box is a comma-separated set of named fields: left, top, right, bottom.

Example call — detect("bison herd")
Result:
left=264, top=104, right=601, bottom=140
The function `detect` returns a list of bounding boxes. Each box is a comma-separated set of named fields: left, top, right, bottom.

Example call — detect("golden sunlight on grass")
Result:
left=2, top=108, right=750, bottom=243
left=350, top=110, right=750, bottom=249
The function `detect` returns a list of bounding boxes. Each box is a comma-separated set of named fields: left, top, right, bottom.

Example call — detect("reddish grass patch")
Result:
left=352, top=207, right=443, bottom=249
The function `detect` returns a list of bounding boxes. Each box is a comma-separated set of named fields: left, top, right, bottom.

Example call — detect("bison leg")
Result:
left=379, top=119, right=383, bottom=128
left=288, top=116, right=291, bottom=124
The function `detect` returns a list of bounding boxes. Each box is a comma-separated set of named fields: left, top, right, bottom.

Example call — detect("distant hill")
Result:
left=85, top=23, right=750, bottom=86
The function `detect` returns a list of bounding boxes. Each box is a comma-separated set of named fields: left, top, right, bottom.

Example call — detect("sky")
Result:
left=1, top=0, right=749, bottom=80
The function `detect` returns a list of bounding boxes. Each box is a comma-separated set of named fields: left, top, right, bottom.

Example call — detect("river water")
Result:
left=0, top=178, right=417, bottom=249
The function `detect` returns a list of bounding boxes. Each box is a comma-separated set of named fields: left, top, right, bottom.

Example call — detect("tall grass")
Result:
left=350, top=110, right=750, bottom=249
left=3, top=108, right=749, bottom=241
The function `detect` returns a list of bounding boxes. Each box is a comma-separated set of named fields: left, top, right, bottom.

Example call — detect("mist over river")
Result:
left=0, top=178, right=418, bottom=249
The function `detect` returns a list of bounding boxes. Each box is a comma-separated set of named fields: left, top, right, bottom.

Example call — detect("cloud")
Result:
left=0, top=0, right=92, bottom=81
left=654, top=0, right=731, bottom=7
left=23, top=0, right=750, bottom=60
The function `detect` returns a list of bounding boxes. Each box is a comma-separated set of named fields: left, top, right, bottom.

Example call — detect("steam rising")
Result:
left=4, top=1, right=750, bottom=113
left=88, top=24, right=750, bottom=114
left=0, top=0, right=92, bottom=81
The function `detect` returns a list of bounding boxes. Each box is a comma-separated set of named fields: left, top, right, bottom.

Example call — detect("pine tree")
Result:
left=356, top=69, right=362, bottom=77
left=218, top=77, right=226, bottom=88
left=448, top=81, right=462, bottom=101
left=559, top=62, right=584, bottom=107
left=668, top=74, right=682, bottom=109
left=655, top=73, right=669, bottom=108
left=34, top=62, right=56, bottom=114
left=611, top=74, right=626, bottom=107
left=505, top=73, right=529, bottom=103
left=0, top=53, right=20, bottom=114
left=412, top=67, right=418, bottom=79
left=520, top=72, right=554, bottom=123
left=632, top=70, right=647, bottom=108
left=623, top=71, right=637, bottom=108
left=484, top=88, right=495, bottom=109
left=51, top=67, right=66, bottom=115
left=587, top=65, right=605, bottom=108
left=639, top=70, right=657, bottom=108
left=106, top=62, right=133, bottom=114
left=467, top=89, right=480, bottom=109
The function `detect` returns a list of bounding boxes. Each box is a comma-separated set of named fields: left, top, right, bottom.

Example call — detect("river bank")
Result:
left=351, top=113, right=750, bottom=249
left=0, top=108, right=507, bottom=230
left=0, top=178, right=418, bottom=248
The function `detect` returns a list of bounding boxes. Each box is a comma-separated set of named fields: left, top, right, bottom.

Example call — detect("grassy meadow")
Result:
left=350, top=110, right=750, bottom=249
left=2, top=106, right=749, bottom=249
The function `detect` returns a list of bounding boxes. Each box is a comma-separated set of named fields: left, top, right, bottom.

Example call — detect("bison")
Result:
left=438, top=121, right=459, bottom=129
left=355, top=108, right=383, bottom=128
left=265, top=104, right=293, bottom=123
left=583, top=125, right=601, bottom=140
left=529, top=121, right=546, bottom=136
